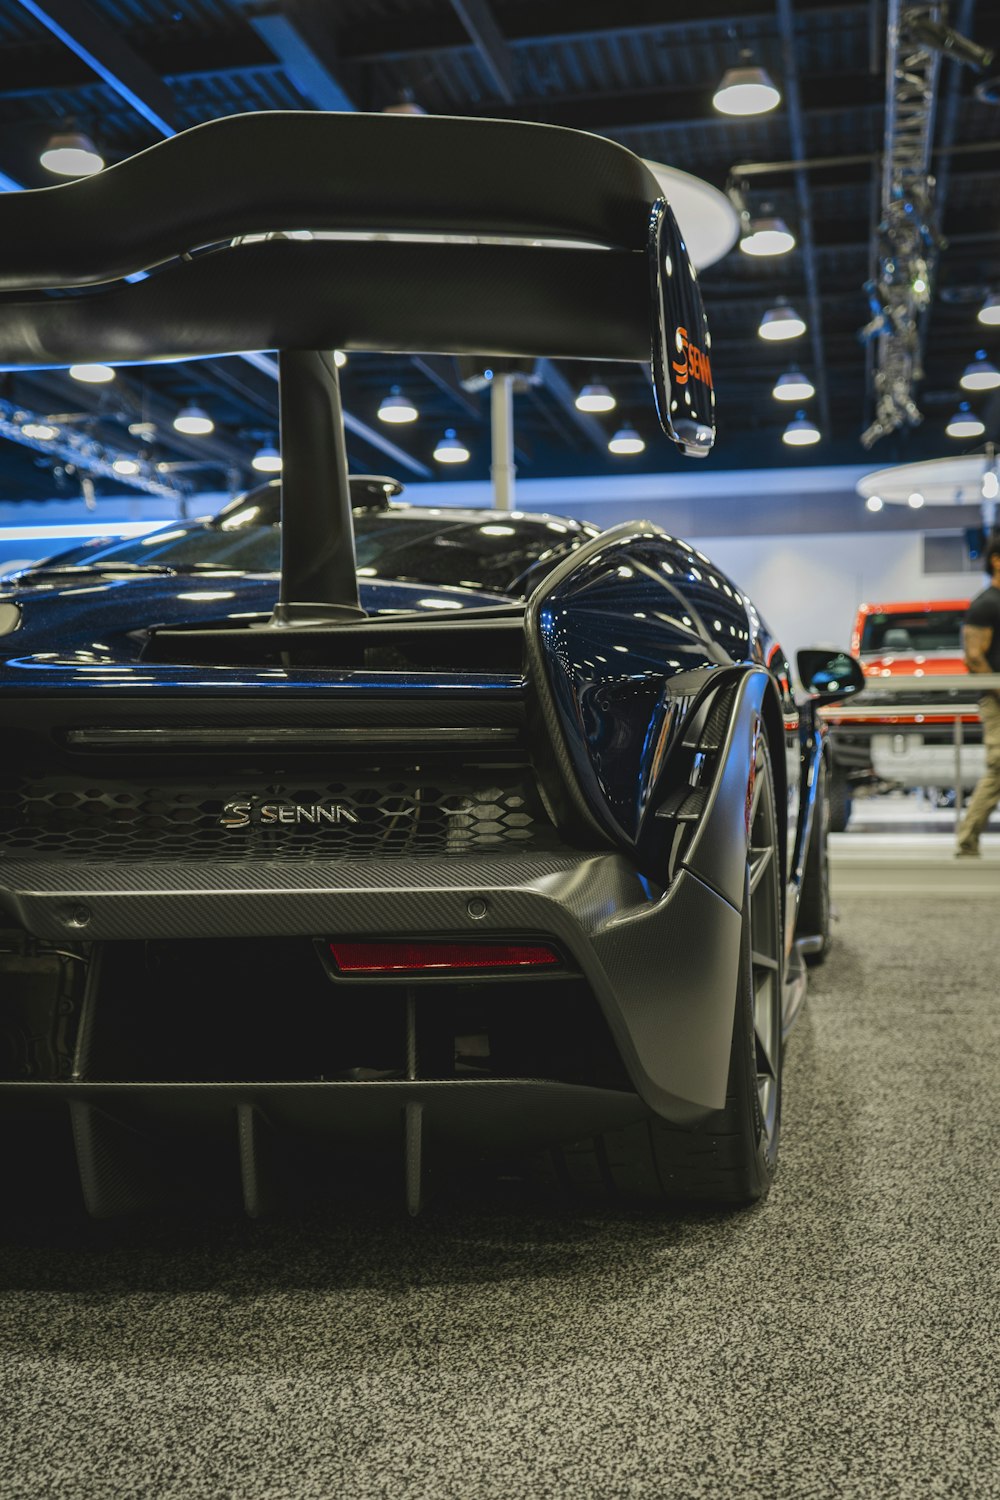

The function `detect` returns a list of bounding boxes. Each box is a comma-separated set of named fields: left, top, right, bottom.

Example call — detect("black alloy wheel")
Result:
left=548, top=731, right=785, bottom=1206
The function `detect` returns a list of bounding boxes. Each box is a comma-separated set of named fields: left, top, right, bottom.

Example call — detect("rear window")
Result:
left=860, top=610, right=966, bottom=654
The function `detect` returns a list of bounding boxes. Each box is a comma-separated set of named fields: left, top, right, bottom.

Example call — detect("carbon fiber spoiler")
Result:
left=0, top=111, right=716, bottom=624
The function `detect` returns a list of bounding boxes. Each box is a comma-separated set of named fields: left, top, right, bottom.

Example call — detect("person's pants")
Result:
left=957, top=693, right=1000, bottom=850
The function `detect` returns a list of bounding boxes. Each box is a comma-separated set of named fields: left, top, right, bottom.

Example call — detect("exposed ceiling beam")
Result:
left=239, top=353, right=432, bottom=476
left=13, top=370, right=250, bottom=486
left=5, top=9, right=430, bottom=480
left=236, top=2, right=358, bottom=110
left=15, top=0, right=181, bottom=133
left=410, top=356, right=480, bottom=421
left=0, top=33, right=276, bottom=97
left=448, top=0, right=516, bottom=102
left=535, top=361, right=609, bottom=456
left=439, top=72, right=884, bottom=134
left=340, top=0, right=866, bottom=62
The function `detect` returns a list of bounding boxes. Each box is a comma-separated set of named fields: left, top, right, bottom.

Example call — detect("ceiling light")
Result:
left=608, top=426, right=645, bottom=455
left=40, top=130, right=104, bottom=177
left=173, top=402, right=214, bottom=435
left=983, top=470, right=999, bottom=500
left=378, top=386, right=418, bottom=423
left=112, top=458, right=140, bottom=476
left=713, top=65, right=781, bottom=117
left=977, top=293, right=1000, bottom=327
left=866, top=495, right=884, bottom=512
left=575, top=382, right=616, bottom=413
left=758, top=306, right=806, bottom=341
left=433, top=428, right=470, bottom=464
left=772, top=370, right=815, bottom=402
left=334, top=350, right=347, bottom=367
left=740, top=217, right=796, bottom=257
left=128, top=421, right=156, bottom=439
left=383, top=91, right=426, bottom=115
left=782, top=411, right=820, bottom=446
left=908, top=491, right=925, bottom=508
left=20, top=421, right=59, bottom=441
left=945, top=403, right=986, bottom=439
left=959, top=350, right=1000, bottom=391
left=69, top=363, right=115, bottom=383
left=252, top=442, right=282, bottom=473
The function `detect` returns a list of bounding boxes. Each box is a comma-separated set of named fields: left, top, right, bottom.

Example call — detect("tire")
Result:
left=796, top=753, right=831, bottom=965
left=550, top=731, right=784, bottom=1207
left=829, top=764, right=852, bottom=832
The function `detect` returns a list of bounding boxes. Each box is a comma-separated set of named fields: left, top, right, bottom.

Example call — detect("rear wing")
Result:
left=0, top=111, right=716, bottom=624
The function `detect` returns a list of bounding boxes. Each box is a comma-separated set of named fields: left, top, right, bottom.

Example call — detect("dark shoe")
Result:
left=954, top=845, right=981, bottom=858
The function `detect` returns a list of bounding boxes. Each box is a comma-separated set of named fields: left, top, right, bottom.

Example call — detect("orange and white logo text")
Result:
left=671, top=327, right=713, bottom=389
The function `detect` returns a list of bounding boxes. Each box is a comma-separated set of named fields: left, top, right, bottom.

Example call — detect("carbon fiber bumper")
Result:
left=0, top=849, right=741, bottom=1123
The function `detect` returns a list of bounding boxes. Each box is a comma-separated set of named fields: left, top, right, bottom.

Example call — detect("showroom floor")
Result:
left=1, top=891, right=997, bottom=1500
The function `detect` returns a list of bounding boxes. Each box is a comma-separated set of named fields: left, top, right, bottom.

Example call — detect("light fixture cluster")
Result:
left=371, top=373, right=647, bottom=464
left=573, top=377, right=646, bottom=455
left=945, top=328, right=999, bottom=441
left=374, top=386, right=472, bottom=465
left=758, top=310, right=822, bottom=447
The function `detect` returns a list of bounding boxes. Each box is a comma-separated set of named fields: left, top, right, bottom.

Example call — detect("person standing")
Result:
left=956, top=534, right=1000, bottom=856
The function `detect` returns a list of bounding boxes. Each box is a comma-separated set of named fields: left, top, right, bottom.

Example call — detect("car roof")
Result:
left=856, top=598, right=971, bottom=615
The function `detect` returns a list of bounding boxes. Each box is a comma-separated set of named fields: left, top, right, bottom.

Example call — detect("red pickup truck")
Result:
left=822, top=598, right=984, bottom=829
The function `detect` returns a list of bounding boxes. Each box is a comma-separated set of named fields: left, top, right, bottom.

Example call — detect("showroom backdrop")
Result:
left=0, top=0, right=998, bottom=505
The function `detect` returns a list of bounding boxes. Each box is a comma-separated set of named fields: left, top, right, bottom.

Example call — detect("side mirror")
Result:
left=796, top=648, right=866, bottom=703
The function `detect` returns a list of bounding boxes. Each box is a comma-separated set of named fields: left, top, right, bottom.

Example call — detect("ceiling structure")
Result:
left=1, top=0, right=999, bottom=503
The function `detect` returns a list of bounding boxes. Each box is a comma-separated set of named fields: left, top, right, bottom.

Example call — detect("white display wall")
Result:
left=681, top=529, right=975, bottom=659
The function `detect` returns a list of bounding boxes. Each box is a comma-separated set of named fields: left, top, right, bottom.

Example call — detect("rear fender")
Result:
left=525, top=523, right=778, bottom=888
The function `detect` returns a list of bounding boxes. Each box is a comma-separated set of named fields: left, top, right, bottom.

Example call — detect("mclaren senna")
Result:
left=0, top=112, right=863, bottom=1216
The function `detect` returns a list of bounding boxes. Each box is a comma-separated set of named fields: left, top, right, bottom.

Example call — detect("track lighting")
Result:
left=781, top=411, right=820, bottom=446
left=433, top=428, right=470, bottom=464
left=908, top=491, right=925, bottom=508
left=575, top=382, right=616, bottom=413
left=173, top=402, right=214, bottom=435
left=945, top=403, right=986, bottom=439
left=772, top=370, right=815, bottom=402
left=378, top=386, right=418, bottom=423
left=713, top=64, right=781, bottom=116
left=740, top=217, right=796, bottom=257
left=40, top=130, right=104, bottom=177
left=866, top=495, right=884, bottom=512
left=608, top=426, right=645, bottom=455
left=112, top=458, right=140, bottom=476
left=20, top=421, right=59, bottom=441
left=758, top=307, right=806, bottom=341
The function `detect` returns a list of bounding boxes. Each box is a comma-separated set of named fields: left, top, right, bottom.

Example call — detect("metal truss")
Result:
left=860, top=0, right=943, bottom=448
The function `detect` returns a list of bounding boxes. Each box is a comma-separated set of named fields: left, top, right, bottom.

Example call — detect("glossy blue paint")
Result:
left=530, top=529, right=763, bottom=846
left=0, top=571, right=516, bottom=693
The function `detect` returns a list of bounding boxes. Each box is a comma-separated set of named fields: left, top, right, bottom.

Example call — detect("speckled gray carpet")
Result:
left=1, top=896, right=998, bottom=1500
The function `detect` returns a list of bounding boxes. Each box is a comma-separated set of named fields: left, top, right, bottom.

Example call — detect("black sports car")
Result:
left=0, top=112, right=863, bottom=1216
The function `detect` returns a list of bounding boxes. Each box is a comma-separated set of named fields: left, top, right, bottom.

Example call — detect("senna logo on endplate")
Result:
left=671, top=326, right=713, bottom=389
left=220, top=800, right=360, bottom=828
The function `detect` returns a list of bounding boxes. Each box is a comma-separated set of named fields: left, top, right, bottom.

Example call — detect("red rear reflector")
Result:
left=328, top=940, right=560, bottom=974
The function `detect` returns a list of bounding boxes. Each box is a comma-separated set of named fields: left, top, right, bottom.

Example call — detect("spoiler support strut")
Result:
left=270, top=349, right=365, bottom=628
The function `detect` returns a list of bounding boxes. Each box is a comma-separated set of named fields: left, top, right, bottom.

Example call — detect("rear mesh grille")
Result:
left=0, top=771, right=559, bottom=861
